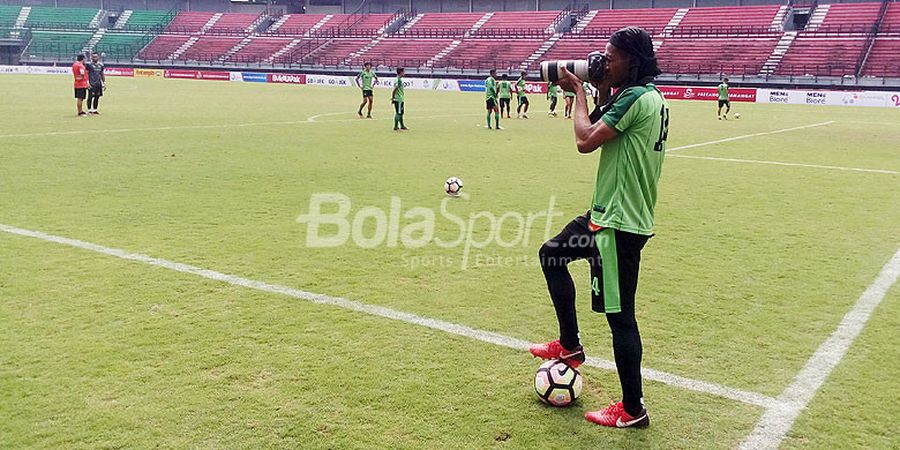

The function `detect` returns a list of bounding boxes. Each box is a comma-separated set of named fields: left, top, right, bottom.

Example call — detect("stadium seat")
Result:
left=229, top=37, right=293, bottom=62
left=861, top=37, right=900, bottom=77
left=407, top=12, right=484, bottom=34
left=23, top=31, right=92, bottom=59
left=817, top=2, right=882, bottom=33
left=479, top=11, right=559, bottom=33
left=94, top=32, right=151, bottom=60
left=0, top=5, right=21, bottom=27
left=676, top=6, right=780, bottom=33
left=166, top=11, right=215, bottom=33
left=581, top=9, right=676, bottom=34
left=138, top=34, right=191, bottom=60
left=346, top=38, right=452, bottom=67
left=437, top=39, right=544, bottom=70
left=26, top=7, right=98, bottom=29
left=268, top=14, right=329, bottom=35
left=656, top=37, right=779, bottom=75
left=776, top=36, right=866, bottom=76
left=179, top=36, right=243, bottom=61
left=208, top=13, right=259, bottom=33
left=121, top=10, right=174, bottom=31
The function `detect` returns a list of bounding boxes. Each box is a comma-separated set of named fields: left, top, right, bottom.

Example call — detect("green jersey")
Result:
left=547, top=84, right=559, bottom=99
left=498, top=80, right=512, bottom=99
left=717, top=83, right=729, bottom=100
left=485, top=76, right=497, bottom=101
left=358, top=69, right=376, bottom=90
left=592, top=84, right=669, bottom=235
left=392, top=77, right=404, bottom=102
left=583, top=81, right=592, bottom=94
left=564, top=89, right=575, bottom=98
left=516, top=78, right=527, bottom=98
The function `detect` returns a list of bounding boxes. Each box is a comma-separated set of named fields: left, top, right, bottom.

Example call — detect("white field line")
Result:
left=740, top=247, right=900, bottom=450
left=669, top=154, right=898, bottom=175
left=0, top=223, right=777, bottom=409
left=667, top=121, right=835, bottom=153
left=0, top=112, right=484, bottom=139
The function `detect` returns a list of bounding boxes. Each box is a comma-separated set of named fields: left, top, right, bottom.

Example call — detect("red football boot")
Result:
left=585, top=402, right=650, bottom=428
left=528, top=339, right=585, bottom=368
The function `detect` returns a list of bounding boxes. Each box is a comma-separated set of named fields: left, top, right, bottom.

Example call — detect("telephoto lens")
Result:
left=540, top=60, right=590, bottom=83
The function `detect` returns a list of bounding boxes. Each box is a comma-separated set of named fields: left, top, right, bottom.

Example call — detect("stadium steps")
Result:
left=268, top=15, right=290, bottom=32
left=89, top=9, right=104, bottom=28
left=397, top=13, right=423, bottom=32
left=169, top=36, right=199, bottom=59
left=520, top=32, right=562, bottom=70
left=469, top=12, right=494, bottom=35
left=771, top=5, right=789, bottom=31
left=82, top=28, right=105, bottom=52
left=805, top=4, right=829, bottom=31
left=201, top=13, right=223, bottom=33
left=569, top=10, right=597, bottom=33
left=760, top=31, right=796, bottom=75
left=343, top=16, right=399, bottom=65
left=221, top=36, right=253, bottom=60
left=425, top=39, right=461, bottom=67
left=662, top=8, right=688, bottom=37
left=246, top=13, right=267, bottom=33
left=265, top=37, right=303, bottom=62
left=113, top=10, right=132, bottom=29
left=15, top=6, right=30, bottom=28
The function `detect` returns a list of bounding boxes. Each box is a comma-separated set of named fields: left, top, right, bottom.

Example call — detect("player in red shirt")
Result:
left=72, top=54, right=89, bottom=116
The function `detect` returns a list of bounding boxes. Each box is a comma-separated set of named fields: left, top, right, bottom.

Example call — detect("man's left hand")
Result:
left=557, top=67, right=581, bottom=93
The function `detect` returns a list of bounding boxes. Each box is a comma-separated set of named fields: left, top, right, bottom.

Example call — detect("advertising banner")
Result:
left=198, top=70, right=230, bottom=81
left=134, top=68, right=163, bottom=77
left=164, top=69, right=198, bottom=79
left=105, top=67, right=134, bottom=77
left=240, top=72, right=268, bottom=83
left=659, top=86, right=757, bottom=102
left=267, top=73, right=306, bottom=84
left=517, top=81, right=548, bottom=95
left=457, top=79, right=485, bottom=92
left=305, top=74, right=354, bottom=87
left=757, top=88, right=900, bottom=108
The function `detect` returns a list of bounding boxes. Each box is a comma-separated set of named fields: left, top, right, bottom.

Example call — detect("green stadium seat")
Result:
left=23, top=31, right=92, bottom=59
left=0, top=5, right=22, bottom=27
left=93, top=32, right=151, bottom=60
left=26, top=7, right=98, bottom=29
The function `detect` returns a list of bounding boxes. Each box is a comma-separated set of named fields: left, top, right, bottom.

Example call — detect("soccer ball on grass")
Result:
left=534, top=359, right=583, bottom=407
left=444, top=177, right=463, bottom=196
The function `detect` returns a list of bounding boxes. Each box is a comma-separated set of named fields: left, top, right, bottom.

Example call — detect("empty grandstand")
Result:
left=3, top=1, right=899, bottom=84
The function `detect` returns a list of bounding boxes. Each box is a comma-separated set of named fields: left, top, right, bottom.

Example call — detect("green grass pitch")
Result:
left=1, top=74, right=898, bottom=449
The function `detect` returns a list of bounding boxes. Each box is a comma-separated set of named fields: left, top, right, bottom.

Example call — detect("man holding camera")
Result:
left=530, top=27, right=669, bottom=429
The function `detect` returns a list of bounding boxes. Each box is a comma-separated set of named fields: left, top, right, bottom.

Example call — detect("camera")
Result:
left=540, top=51, right=606, bottom=83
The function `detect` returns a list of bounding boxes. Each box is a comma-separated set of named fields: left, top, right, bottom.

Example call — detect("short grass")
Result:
left=0, top=74, right=898, bottom=449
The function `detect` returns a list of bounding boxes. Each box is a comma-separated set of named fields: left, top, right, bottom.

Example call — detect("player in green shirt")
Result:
left=485, top=69, right=501, bottom=130
left=530, top=27, right=667, bottom=430
left=498, top=74, right=513, bottom=119
left=391, top=67, right=407, bottom=131
left=356, top=62, right=378, bottom=119
left=516, top=70, right=529, bottom=119
left=546, top=83, right=559, bottom=117
left=717, top=77, right=730, bottom=120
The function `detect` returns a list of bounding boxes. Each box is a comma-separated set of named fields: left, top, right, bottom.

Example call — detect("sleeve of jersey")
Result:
left=600, top=88, right=643, bottom=133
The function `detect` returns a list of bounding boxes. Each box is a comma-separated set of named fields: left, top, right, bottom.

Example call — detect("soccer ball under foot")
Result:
left=734, top=113, right=742, bottom=119
left=444, top=177, right=463, bottom=196
left=534, top=359, right=583, bottom=407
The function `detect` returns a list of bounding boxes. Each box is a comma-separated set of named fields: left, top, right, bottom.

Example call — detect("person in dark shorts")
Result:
left=484, top=69, right=500, bottom=129
left=717, top=78, right=731, bottom=120
left=356, top=62, right=378, bottom=118
left=498, top=74, right=512, bottom=119
left=85, top=52, right=105, bottom=115
left=516, top=70, right=530, bottom=118
left=391, top=67, right=407, bottom=131
left=529, top=27, right=669, bottom=429
left=72, top=54, right=88, bottom=117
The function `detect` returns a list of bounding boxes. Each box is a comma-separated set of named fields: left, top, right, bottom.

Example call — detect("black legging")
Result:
left=539, top=213, right=648, bottom=416
left=87, top=87, right=101, bottom=110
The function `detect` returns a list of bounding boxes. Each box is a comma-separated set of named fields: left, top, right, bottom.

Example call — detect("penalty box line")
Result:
left=739, top=246, right=900, bottom=450
left=0, top=223, right=777, bottom=409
